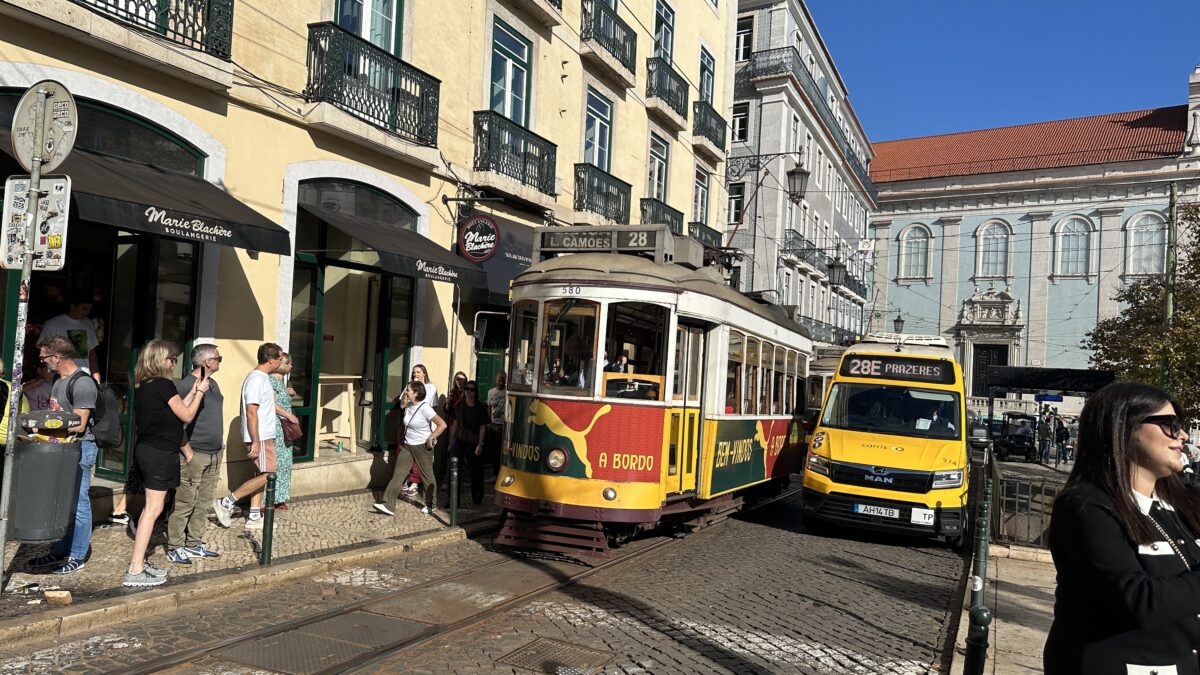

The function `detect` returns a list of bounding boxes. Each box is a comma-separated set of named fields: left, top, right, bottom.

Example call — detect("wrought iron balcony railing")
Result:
left=574, top=163, right=631, bottom=223
left=844, top=273, right=868, bottom=298
left=741, top=47, right=876, bottom=200
left=305, top=23, right=441, bottom=147
left=689, top=222, right=722, bottom=249
left=646, top=57, right=689, bottom=120
left=71, top=0, right=234, bottom=58
left=581, top=0, right=636, bottom=74
left=692, top=100, right=726, bottom=152
left=798, top=317, right=856, bottom=345
left=639, top=197, right=684, bottom=235
left=547, top=0, right=563, bottom=8
left=782, top=228, right=813, bottom=255
left=474, top=111, right=558, bottom=196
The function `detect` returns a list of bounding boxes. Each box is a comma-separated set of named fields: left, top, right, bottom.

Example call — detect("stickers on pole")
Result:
left=1, top=175, right=71, bottom=271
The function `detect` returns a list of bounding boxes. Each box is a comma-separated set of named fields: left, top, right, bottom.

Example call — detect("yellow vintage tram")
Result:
left=494, top=226, right=813, bottom=555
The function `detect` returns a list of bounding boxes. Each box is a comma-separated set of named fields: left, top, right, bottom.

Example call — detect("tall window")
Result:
left=692, top=167, right=710, bottom=225
left=1056, top=217, right=1091, bottom=276
left=1129, top=213, right=1166, bottom=275
left=731, top=103, right=749, bottom=142
left=490, top=20, right=531, bottom=124
left=790, top=114, right=800, bottom=154
left=815, top=149, right=824, bottom=186
left=735, top=16, right=753, bottom=61
left=728, top=183, right=745, bottom=223
left=583, top=88, right=613, bottom=171
left=654, top=0, right=674, bottom=59
left=647, top=132, right=670, bottom=201
left=900, top=225, right=930, bottom=279
left=699, top=47, right=715, bottom=104
left=337, top=0, right=402, bottom=54
left=977, top=221, right=1010, bottom=278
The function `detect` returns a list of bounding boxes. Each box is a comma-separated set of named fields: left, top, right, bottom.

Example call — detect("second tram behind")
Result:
left=494, top=228, right=813, bottom=555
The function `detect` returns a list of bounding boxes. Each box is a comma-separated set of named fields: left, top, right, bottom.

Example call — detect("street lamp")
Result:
left=893, top=314, right=905, bottom=333
left=785, top=164, right=810, bottom=204
left=826, top=257, right=847, bottom=288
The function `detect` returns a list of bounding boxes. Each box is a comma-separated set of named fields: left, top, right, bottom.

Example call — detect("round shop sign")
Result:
left=458, top=214, right=499, bottom=263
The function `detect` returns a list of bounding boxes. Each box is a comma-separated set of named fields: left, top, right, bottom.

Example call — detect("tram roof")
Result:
left=513, top=253, right=812, bottom=341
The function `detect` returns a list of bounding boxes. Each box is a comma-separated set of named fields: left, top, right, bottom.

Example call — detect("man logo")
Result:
left=871, top=466, right=890, bottom=475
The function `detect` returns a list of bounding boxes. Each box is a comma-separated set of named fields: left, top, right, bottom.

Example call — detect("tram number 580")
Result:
left=561, top=284, right=582, bottom=296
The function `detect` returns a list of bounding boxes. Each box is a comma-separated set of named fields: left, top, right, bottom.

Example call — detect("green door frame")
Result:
left=291, top=254, right=325, bottom=463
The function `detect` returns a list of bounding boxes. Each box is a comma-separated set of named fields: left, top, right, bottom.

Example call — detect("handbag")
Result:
left=281, top=417, right=303, bottom=444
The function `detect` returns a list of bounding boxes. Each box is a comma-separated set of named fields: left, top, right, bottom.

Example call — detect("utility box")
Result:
left=7, top=411, right=83, bottom=543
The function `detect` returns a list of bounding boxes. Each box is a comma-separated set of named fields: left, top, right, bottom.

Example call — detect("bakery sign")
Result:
left=458, top=214, right=499, bottom=263
left=144, top=206, right=234, bottom=244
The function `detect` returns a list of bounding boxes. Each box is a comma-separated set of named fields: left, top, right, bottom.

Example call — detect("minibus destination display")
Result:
left=839, top=355, right=955, bottom=385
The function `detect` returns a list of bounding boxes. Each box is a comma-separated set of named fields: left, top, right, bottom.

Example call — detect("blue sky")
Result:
left=806, top=0, right=1200, bottom=142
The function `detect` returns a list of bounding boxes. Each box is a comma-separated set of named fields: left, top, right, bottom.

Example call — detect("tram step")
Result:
left=496, top=512, right=610, bottom=557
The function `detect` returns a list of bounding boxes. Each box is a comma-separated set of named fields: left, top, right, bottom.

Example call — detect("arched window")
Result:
left=898, top=225, right=930, bottom=279
left=1128, top=213, right=1166, bottom=275
left=976, top=221, right=1010, bottom=278
left=1056, top=217, right=1091, bottom=276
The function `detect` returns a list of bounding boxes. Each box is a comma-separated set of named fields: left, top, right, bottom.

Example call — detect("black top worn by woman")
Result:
left=134, top=377, right=184, bottom=452
left=1044, top=481, right=1200, bottom=675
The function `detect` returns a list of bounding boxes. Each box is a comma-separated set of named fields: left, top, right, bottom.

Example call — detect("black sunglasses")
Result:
left=465, top=387, right=478, bottom=392
left=1141, top=414, right=1185, bottom=439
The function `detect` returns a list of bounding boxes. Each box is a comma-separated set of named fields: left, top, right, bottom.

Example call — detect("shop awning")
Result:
left=300, top=205, right=486, bottom=287
left=0, top=130, right=290, bottom=254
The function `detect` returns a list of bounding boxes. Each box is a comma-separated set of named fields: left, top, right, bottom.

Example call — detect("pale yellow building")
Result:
left=0, top=0, right=737, bottom=498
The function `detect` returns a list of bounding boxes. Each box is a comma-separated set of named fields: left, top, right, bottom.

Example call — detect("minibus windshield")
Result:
left=820, top=383, right=961, bottom=441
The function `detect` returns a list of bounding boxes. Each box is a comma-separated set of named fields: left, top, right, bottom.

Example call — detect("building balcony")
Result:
left=646, top=57, right=688, bottom=131
left=574, top=163, right=631, bottom=224
left=305, top=23, right=440, bottom=148
left=843, top=273, right=868, bottom=299
left=639, top=198, right=683, bottom=235
left=798, top=317, right=856, bottom=346
left=692, top=100, right=726, bottom=162
left=740, top=47, right=877, bottom=201
left=580, top=0, right=636, bottom=90
left=516, top=0, right=563, bottom=26
left=782, top=228, right=829, bottom=275
left=69, top=0, right=234, bottom=58
left=689, top=222, right=722, bottom=249
left=473, top=111, right=558, bottom=200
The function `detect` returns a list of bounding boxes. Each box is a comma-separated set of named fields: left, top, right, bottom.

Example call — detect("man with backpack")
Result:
left=27, top=335, right=100, bottom=574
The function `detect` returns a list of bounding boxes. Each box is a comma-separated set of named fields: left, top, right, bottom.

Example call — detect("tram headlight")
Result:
left=501, top=474, right=515, bottom=487
left=545, top=447, right=569, bottom=472
left=932, top=469, right=964, bottom=489
left=602, top=487, right=617, bottom=501
left=807, top=453, right=831, bottom=476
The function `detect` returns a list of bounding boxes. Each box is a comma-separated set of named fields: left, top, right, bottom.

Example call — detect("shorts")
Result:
left=249, top=438, right=277, bottom=474
left=135, top=443, right=181, bottom=491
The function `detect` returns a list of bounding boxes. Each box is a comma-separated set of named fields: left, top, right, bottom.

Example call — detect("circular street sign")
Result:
left=10, top=80, right=78, bottom=174
left=458, top=214, right=500, bottom=263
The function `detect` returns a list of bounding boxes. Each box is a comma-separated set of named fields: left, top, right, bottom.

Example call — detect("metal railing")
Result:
left=797, top=317, right=855, bottom=345
left=689, top=222, right=721, bottom=248
left=989, top=462, right=1059, bottom=548
left=546, top=0, right=563, bottom=8
left=741, top=47, right=876, bottom=200
left=305, top=23, right=441, bottom=147
left=574, top=163, right=631, bottom=223
left=843, top=273, right=868, bottom=299
left=581, top=0, right=636, bottom=74
left=646, top=57, right=688, bottom=120
left=71, top=0, right=234, bottom=58
left=693, top=100, right=726, bottom=152
left=639, top=197, right=683, bottom=235
left=473, top=111, right=558, bottom=196
left=782, top=228, right=813, bottom=254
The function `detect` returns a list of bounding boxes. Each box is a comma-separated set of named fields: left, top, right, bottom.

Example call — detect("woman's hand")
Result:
left=287, top=413, right=299, bottom=425
left=287, top=386, right=296, bottom=397
left=182, top=445, right=194, bottom=463
left=425, top=436, right=436, bottom=449
left=475, top=443, right=483, bottom=457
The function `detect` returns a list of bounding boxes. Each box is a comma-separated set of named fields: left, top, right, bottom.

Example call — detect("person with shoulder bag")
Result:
left=1044, top=382, right=1200, bottom=674
left=449, top=380, right=488, bottom=507
left=375, top=380, right=446, bottom=516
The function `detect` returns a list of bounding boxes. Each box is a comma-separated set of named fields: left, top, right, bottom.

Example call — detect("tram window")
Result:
left=726, top=331, right=743, bottom=414
left=761, top=343, right=775, bottom=415
left=509, top=301, right=539, bottom=391
left=603, top=302, right=667, bottom=401
left=773, top=347, right=787, bottom=415
left=746, top=337, right=760, bottom=415
left=541, top=299, right=599, bottom=396
left=671, top=328, right=685, bottom=402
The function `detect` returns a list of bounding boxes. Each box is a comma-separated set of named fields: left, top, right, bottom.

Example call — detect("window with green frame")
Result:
left=336, top=0, right=405, bottom=55
left=490, top=18, right=532, bottom=125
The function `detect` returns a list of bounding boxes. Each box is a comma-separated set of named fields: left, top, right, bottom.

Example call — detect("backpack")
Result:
left=67, top=371, right=123, bottom=448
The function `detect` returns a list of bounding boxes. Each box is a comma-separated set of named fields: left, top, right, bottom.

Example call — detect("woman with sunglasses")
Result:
left=1044, top=382, right=1200, bottom=674
left=449, top=380, right=489, bottom=506
left=124, top=340, right=208, bottom=587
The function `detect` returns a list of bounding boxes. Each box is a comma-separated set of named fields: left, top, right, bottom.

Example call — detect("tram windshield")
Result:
left=820, top=383, right=961, bottom=441
left=540, top=299, right=599, bottom=395
left=509, top=301, right=538, bottom=391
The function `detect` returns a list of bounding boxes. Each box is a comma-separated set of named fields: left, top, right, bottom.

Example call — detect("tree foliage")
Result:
left=1084, top=205, right=1200, bottom=413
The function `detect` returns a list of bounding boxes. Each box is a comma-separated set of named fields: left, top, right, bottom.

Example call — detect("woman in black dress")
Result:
left=1044, top=382, right=1200, bottom=673
left=123, top=340, right=208, bottom=587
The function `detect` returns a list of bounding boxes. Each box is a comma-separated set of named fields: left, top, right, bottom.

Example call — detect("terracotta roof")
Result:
left=870, top=105, right=1188, bottom=183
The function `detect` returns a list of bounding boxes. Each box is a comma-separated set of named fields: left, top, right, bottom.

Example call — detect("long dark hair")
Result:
left=1063, top=382, right=1200, bottom=544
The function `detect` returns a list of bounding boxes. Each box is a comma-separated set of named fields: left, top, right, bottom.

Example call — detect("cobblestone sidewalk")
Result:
left=0, top=487, right=500, bottom=622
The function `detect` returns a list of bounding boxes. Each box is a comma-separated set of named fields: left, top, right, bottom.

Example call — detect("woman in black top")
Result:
left=1044, top=382, right=1200, bottom=674
left=449, top=380, right=489, bottom=506
left=123, top=340, right=208, bottom=588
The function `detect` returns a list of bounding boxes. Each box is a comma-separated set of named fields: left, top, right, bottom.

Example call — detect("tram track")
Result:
left=116, top=486, right=801, bottom=675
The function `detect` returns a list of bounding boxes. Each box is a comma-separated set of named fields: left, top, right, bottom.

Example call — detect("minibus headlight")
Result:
left=932, top=469, right=963, bottom=489
left=807, top=454, right=831, bottom=476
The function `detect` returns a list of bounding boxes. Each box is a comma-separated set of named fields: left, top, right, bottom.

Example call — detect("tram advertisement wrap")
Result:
left=708, top=419, right=797, bottom=494
left=505, top=397, right=663, bottom=482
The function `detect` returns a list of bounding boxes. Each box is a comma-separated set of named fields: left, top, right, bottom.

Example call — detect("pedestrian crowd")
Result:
left=1038, top=408, right=1074, bottom=464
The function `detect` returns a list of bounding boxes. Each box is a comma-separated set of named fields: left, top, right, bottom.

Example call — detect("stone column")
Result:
left=1096, top=206, right=1125, bottom=320
left=937, top=216, right=962, bottom=336
left=1026, top=210, right=1053, bottom=367
left=869, top=219, right=892, bottom=332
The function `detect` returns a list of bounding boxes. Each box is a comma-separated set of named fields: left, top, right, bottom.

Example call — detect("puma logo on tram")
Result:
left=527, top=401, right=612, bottom=478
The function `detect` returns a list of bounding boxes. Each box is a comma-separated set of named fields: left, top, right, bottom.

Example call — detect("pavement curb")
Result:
left=0, top=526, right=467, bottom=651
left=947, top=556, right=976, bottom=675
left=988, top=543, right=1053, bottom=563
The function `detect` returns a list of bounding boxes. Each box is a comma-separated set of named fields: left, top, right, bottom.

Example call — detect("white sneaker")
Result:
left=421, top=506, right=434, bottom=515
left=245, top=517, right=264, bottom=529
left=211, top=498, right=233, bottom=528
left=401, top=484, right=418, bottom=496
left=373, top=502, right=395, bottom=516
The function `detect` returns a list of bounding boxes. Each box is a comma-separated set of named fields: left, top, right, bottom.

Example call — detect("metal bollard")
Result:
left=262, top=473, right=276, bottom=566
left=449, top=456, right=459, bottom=527
left=964, top=471, right=995, bottom=674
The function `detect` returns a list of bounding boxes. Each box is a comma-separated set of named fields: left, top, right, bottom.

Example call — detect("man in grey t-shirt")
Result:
left=166, top=343, right=225, bottom=564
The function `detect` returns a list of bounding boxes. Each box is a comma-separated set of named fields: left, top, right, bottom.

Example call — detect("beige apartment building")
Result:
left=0, top=0, right=736, bottom=497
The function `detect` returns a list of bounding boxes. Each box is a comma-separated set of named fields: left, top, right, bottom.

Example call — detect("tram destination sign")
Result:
left=839, top=355, right=956, bottom=385
left=539, top=228, right=659, bottom=253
